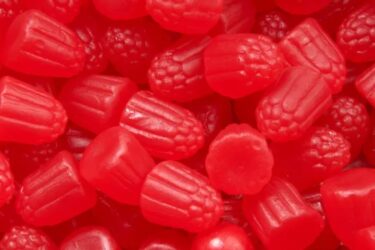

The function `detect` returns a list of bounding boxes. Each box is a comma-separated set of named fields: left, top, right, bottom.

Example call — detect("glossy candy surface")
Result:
left=276, top=0, right=331, bottom=15
left=356, top=64, right=375, bottom=107
left=93, top=0, right=147, bottom=20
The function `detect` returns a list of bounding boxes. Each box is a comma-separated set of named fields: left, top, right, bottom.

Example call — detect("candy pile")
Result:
left=0, top=0, right=373, bottom=249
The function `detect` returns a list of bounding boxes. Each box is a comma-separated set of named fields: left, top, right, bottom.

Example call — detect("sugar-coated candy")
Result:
left=204, top=34, right=286, bottom=99
left=319, top=95, right=370, bottom=159
left=0, top=152, right=14, bottom=207
left=120, top=91, right=205, bottom=160
left=275, top=0, right=331, bottom=15
left=352, top=226, right=375, bottom=250
left=271, top=127, right=351, bottom=191
left=1, top=10, right=86, bottom=77
left=60, top=75, right=138, bottom=134
left=321, top=168, right=375, bottom=248
left=0, top=76, right=67, bottom=145
left=80, top=126, right=155, bottom=205
left=256, top=66, right=332, bottom=142
left=148, top=36, right=213, bottom=102
left=279, top=18, right=346, bottom=94
left=243, top=178, right=324, bottom=250
left=356, top=64, right=375, bottom=107
left=139, top=229, right=191, bottom=250
left=206, top=124, right=273, bottom=195
left=21, top=0, right=82, bottom=23
left=0, top=226, right=56, bottom=250
left=337, top=4, right=375, bottom=63
left=146, top=0, right=223, bottom=34
left=16, top=151, right=96, bottom=226
left=60, top=226, right=120, bottom=250
left=93, top=0, right=147, bottom=20
left=192, top=223, right=254, bottom=250
left=140, top=161, right=223, bottom=232
left=103, top=18, right=172, bottom=83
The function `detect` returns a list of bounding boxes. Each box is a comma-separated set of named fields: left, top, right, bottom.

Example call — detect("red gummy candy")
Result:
left=149, top=36, right=213, bottom=103
left=0, top=226, right=56, bottom=250
left=60, top=226, right=120, bottom=250
left=0, top=76, right=67, bottom=145
left=206, top=124, right=273, bottom=195
left=21, top=0, right=82, bottom=23
left=364, top=111, right=375, bottom=165
left=62, top=124, right=94, bottom=161
left=254, top=0, right=276, bottom=12
left=280, top=18, right=346, bottom=94
left=0, top=0, right=21, bottom=38
left=243, top=178, right=324, bottom=250
left=80, top=127, right=155, bottom=205
left=146, top=0, right=223, bottom=34
left=356, top=64, right=375, bottom=108
left=93, top=0, right=147, bottom=20
left=60, top=75, right=138, bottom=134
left=271, top=127, right=351, bottom=191
left=256, top=66, right=332, bottom=142
left=140, top=161, right=223, bottom=232
left=139, top=229, right=191, bottom=250
left=192, top=223, right=254, bottom=250
left=353, top=226, right=375, bottom=250
left=120, top=91, right=205, bottom=160
left=321, top=168, right=375, bottom=248
left=1, top=10, right=86, bottom=77
left=204, top=34, right=285, bottom=99
left=275, top=0, right=331, bottom=15
left=16, top=151, right=96, bottom=226
left=319, top=95, right=370, bottom=159
left=337, top=4, right=375, bottom=63
left=0, top=152, right=14, bottom=206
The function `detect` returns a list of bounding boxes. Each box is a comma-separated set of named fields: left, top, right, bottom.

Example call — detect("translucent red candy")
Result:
left=140, top=161, right=223, bottom=232
left=80, top=126, right=155, bottom=205
left=353, top=226, right=375, bottom=250
left=0, top=152, right=14, bottom=206
left=1, top=10, right=86, bottom=77
left=139, top=229, right=192, bottom=250
left=206, top=124, right=273, bottom=195
left=275, top=0, right=331, bottom=15
left=93, top=0, right=147, bottom=20
left=356, top=64, right=375, bottom=107
left=243, top=178, right=324, bottom=250
left=146, top=0, right=223, bottom=34
left=256, top=66, right=332, bottom=142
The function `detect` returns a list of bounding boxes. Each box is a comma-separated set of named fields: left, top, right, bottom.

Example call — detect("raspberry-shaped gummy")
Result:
left=0, top=226, right=56, bottom=250
left=146, top=0, right=223, bottom=34
left=0, top=153, right=14, bottom=206
left=337, top=5, right=375, bottom=63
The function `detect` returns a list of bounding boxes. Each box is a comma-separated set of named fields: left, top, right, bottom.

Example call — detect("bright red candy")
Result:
left=279, top=18, right=346, bottom=94
left=364, top=111, right=375, bottom=165
left=21, top=0, right=82, bottom=23
left=149, top=36, right=213, bottom=103
left=206, top=124, right=273, bottom=195
left=93, top=0, right=147, bottom=20
left=337, top=4, right=375, bottom=63
left=120, top=91, right=205, bottom=160
left=60, top=75, right=138, bottom=134
left=62, top=124, right=94, bottom=161
left=243, top=178, right=324, bottom=250
left=356, top=64, right=375, bottom=107
left=80, top=126, right=155, bottom=205
left=0, top=152, right=14, bottom=206
left=60, top=226, right=120, bottom=250
left=146, top=0, right=223, bottom=34
left=204, top=34, right=285, bottom=99
left=275, top=0, right=331, bottom=15
left=139, top=229, right=192, bottom=250
left=16, top=151, right=96, bottom=226
left=256, top=66, right=332, bottom=142
left=140, top=161, right=223, bottom=232
left=0, top=0, right=22, bottom=38
left=321, top=168, right=375, bottom=248
left=0, top=226, right=56, bottom=250
left=0, top=76, right=67, bottom=145
left=352, top=226, right=375, bottom=250
left=192, top=223, right=254, bottom=250
left=1, top=10, right=86, bottom=77
left=271, top=127, right=351, bottom=191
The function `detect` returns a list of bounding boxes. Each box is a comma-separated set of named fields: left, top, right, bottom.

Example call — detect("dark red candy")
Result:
left=206, top=124, right=273, bottom=195
left=146, top=0, right=223, bottom=34
left=204, top=34, right=285, bottom=99
left=120, top=91, right=205, bottom=160
left=0, top=76, right=67, bottom=145
left=256, top=66, right=332, bottom=142
left=364, top=111, right=375, bottom=165
left=275, top=0, right=331, bottom=15
left=93, top=0, right=147, bottom=20
left=0, top=152, right=14, bottom=207
left=16, top=151, right=96, bottom=226
left=279, top=18, right=346, bottom=94
left=60, top=226, right=120, bottom=250
left=321, top=168, right=375, bottom=248
left=1, top=10, right=86, bottom=77
left=80, top=126, right=155, bottom=205
left=243, top=178, right=324, bottom=250
left=139, top=229, right=192, bottom=250
left=140, top=161, right=223, bottom=232
left=60, top=75, right=138, bottom=134
left=356, top=64, right=375, bottom=107
left=353, top=226, right=375, bottom=250
left=254, top=0, right=276, bottom=12
left=234, top=92, right=264, bottom=128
